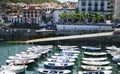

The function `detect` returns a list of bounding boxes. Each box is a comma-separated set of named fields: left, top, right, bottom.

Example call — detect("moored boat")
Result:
left=6, top=59, right=34, bottom=65
left=47, top=58, right=75, bottom=63
left=0, top=70, right=16, bottom=74
left=1, top=64, right=27, bottom=73
left=51, top=55, right=77, bottom=59
left=84, top=52, right=107, bottom=56
left=43, top=61, right=75, bottom=69
left=81, top=46, right=101, bottom=51
left=38, top=68, right=71, bottom=74
left=82, top=57, right=107, bottom=61
left=82, top=61, right=110, bottom=66
left=78, top=70, right=112, bottom=74
left=81, top=65, right=112, bottom=71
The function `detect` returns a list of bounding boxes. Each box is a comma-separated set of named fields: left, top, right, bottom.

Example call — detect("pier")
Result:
left=8, top=32, right=113, bottom=43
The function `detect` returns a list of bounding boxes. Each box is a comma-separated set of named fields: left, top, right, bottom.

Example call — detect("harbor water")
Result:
left=0, top=40, right=119, bottom=74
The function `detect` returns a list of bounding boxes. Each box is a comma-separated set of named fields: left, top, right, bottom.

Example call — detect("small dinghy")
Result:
left=106, top=46, right=117, bottom=50
left=81, top=65, right=112, bottom=71
left=0, top=70, right=16, bottom=74
left=82, top=61, right=110, bottom=66
left=51, top=55, right=77, bottom=59
left=82, top=57, right=107, bottom=61
left=1, top=64, right=27, bottom=73
left=15, top=52, right=39, bottom=59
left=38, top=68, right=71, bottom=74
left=62, top=50, right=80, bottom=54
left=81, top=46, right=101, bottom=51
left=78, top=70, right=112, bottom=74
left=47, top=58, right=75, bottom=63
left=84, top=52, right=107, bottom=56
left=6, top=59, right=34, bottom=65
left=54, top=53, right=79, bottom=56
left=8, top=56, right=32, bottom=60
left=43, top=61, right=75, bottom=69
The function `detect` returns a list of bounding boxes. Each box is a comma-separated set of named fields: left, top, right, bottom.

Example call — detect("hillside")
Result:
left=0, top=0, right=59, bottom=4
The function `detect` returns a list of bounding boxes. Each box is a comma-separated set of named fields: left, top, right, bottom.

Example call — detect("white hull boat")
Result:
left=6, top=59, right=34, bottom=65
left=15, top=53, right=39, bottom=59
left=0, top=70, right=16, bottom=74
left=8, top=56, right=32, bottom=60
left=81, top=65, right=112, bottom=70
left=82, top=61, right=110, bottom=66
left=1, top=64, right=27, bottom=73
left=62, top=50, right=80, bottom=54
left=51, top=55, right=77, bottom=59
left=78, top=70, right=112, bottom=74
left=82, top=57, right=107, bottom=61
left=54, top=53, right=79, bottom=56
left=106, top=46, right=117, bottom=50
left=38, top=68, right=71, bottom=74
left=81, top=46, right=101, bottom=51
left=84, top=52, right=107, bottom=56
left=43, top=61, right=75, bottom=69
left=47, top=58, right=75, bottom=63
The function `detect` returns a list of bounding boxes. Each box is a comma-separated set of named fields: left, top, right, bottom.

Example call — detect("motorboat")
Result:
left=84, top=52, right=107, bottom=56
left=62, top=50, right=80, bottom=54
left=106, top=46, right=117, bottom=50
left=81, top=65, right=112, bottom=71
left=82, top=61, right=110, bottom=66
left=54, top=53, right=79, bottom=56
left=82, top=57, right=107, bottom=61
left=1, top=64, right=27, bottom=73
left=38, top=68, right=71, bottom=74
left=8, top=56, right=32, bottom=60
left=43, top=61, right=75, bottom=69
left=15, top=52, right=39, bottom=59
left=0, top=70, right=16, bottom=74
left=51, top=55, right=77, bottom=59
left=6, top=59, right=34, bottom=65
left=47, top=58, right=75, bottom=63
left=78, top=70, right=112, bottom=74
left=58, top=45, right=77, bottom=48
left=81, top=46, right=101, bottom=51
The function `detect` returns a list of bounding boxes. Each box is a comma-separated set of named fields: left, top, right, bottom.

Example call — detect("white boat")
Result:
left=15, top=52, right=39, bottom=59
left=0, top=70, right=16, bottom=74
left=106, top=46, right=117, bottom=50
left=51, top=55, right=77, bottom=59
left=6, top=59, right=34, bottom=65
left=47, top=58, right=75, bottom=63
left=82, top=57, right=107, bottom=61
left=82, top=61, right=110, bottom=66
left=54, top=53, right=79, bottom=56
left=118, top=63, right=120, bottom=66
left=84, top=52, right=107, bottom=56
left=1, top=64, right=27, bottom=73
left=8, top=56, right=32, bottom=60
left=43, top=61, right=75, bottom=69
left=81, top=46, right=101, bottom=51
left=78, top=70, right=112, bottom=74
left=38, top=68, right=71, bottom=74
left=62, top=50, right=80, bottom=54
left=58, top=45, right=77, bottom=48
left=112, top=56, right=120, bottom=62
left=81, top=65, right=112, bottom=70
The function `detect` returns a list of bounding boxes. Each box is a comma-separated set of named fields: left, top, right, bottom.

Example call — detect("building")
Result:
left=114, top=0, right=120, bottom=20
left=53, top=2, right=76, bottom=23
left=78, top=0, right=110, bottom=23
left=9, top=5, right=42, bottom=25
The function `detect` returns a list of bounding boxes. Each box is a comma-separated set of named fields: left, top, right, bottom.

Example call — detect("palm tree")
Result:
left=96, top=14, right=105, bottom=23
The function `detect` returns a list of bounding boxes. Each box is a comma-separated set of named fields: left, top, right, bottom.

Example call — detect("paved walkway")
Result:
left=12, top=32, right=113, bottom=43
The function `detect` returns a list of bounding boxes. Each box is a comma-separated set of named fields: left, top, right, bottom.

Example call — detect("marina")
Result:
left=0, top=41, right=119, bottom=74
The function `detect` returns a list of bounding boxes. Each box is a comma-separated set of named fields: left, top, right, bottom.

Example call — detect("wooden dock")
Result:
left=8, top=32, right=113, bottom=43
